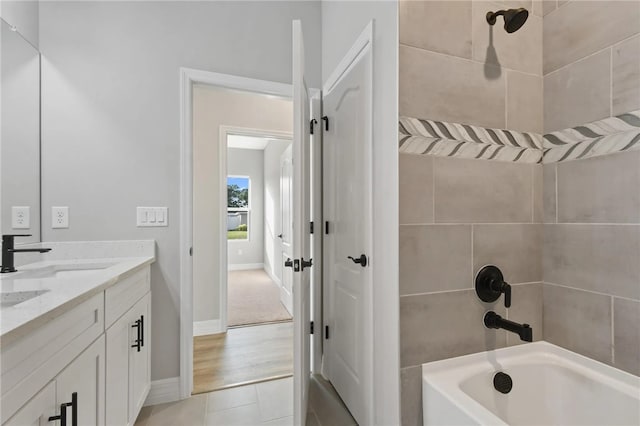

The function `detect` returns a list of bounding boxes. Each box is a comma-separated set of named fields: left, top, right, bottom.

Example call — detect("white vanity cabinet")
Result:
left=105, top=283, right=151, bottom=426
left=1, top=265, right=152, bottom=426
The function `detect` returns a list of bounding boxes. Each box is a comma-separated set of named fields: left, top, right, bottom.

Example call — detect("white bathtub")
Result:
left=422, top=342, right=640, bottom=426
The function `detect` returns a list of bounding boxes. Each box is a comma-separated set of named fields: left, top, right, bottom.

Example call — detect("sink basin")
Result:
left=1, top=289, right=50, bottom=307
left=12, top=263, right=116, bottom=280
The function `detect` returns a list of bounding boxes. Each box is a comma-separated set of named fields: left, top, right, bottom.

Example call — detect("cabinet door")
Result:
left=56, top=335, right=105, bottom=426
left=129, top=293, right=151, bottom=421
left=106, top=307, right=135, bottom=426
left=4, top=382, right=56, bottom=426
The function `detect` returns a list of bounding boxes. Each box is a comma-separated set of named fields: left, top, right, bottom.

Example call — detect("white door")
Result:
left=56, top=335, right=106, bottom=426
left=292, top=19, right=312, bottom=426
left=322, top=23, right=373, bottom=426
left=280, top=144, right=294, bottom=314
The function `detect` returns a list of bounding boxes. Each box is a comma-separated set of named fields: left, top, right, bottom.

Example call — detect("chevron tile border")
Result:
left=399, top=110, right=640, bottom=164
left=399, top=116, right=543, bottom=163
left=543, top=110, right=640, bottom=163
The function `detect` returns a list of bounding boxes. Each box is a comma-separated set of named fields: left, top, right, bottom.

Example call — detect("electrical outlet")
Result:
left=52, top=206, right=69, bottom=228
left=12, top=206, right=30, bottom=229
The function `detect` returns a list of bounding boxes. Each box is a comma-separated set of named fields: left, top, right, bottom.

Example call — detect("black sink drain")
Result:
left=493, top=372, right=513, bottom=394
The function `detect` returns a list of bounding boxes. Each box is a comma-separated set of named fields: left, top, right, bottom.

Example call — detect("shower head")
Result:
left=486, top=8, right=529, bottom=33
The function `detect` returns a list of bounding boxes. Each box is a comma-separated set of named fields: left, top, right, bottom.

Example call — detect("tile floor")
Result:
left=135, top=375, right=356, bottom=426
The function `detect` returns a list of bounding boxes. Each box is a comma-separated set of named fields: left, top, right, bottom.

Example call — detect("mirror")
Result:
left=1, top=18, right=41, bottom=243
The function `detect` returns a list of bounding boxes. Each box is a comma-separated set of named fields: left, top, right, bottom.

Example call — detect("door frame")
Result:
left=218, top=125, right=293, bottom=332
left=179, top=67, right=292, bottom=399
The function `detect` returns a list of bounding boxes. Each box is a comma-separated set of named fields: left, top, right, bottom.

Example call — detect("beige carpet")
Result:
left=227, top=269, right=292, bottom=327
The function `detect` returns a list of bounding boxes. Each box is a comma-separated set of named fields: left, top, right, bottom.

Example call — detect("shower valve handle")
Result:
left=476, top=265, right=511, bottom=308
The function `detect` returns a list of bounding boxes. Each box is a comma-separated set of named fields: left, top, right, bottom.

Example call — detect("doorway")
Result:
left=191, top=85, right=295, bottom=394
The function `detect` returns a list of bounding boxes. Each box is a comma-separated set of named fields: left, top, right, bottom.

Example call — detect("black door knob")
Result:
left=284, top=258, right=293, bottom=268
left=347, top=254, right=367, bottom=267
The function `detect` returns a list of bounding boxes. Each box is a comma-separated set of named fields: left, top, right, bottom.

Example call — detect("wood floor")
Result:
left=193, top=322, right=293, bottom=394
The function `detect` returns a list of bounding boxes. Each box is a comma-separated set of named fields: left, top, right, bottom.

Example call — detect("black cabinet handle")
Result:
left=49, top=392, right=77, bottom=426
left=348, top=254, right=368, bottom=267
left=140, top=315, right=144, bottom=348
left=132, top=318, right=142, bottom=352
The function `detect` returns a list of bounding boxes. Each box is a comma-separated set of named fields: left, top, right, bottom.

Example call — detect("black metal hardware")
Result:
left=493, top=372, right=513, bottom=394
left=189, top=247, right=193, bottom=256
left=2, top=234, right=52, bottom=273
left=294, top=259, right=300, bottom=272
left=475, top=265, right=511, bottom=308
left=310, top=118, right=318, bottom=135
left=310, top=222, right=314, bottom=234
left=321, top=116, right=329, bottom=131
left=49, top=392, right=77, bottom=426
left=140, top=315, right=145, bottom=348
left=325, top=221, right=329, bottom=235
left=484, top=311, right=533, bottom=342
left=348, top=254, right=368, bottom=267
left=486, top=8, right=529, bottom=33
left=132, top=318, right=142, bottom=352
left=278, top=233, right=283, bottom=239
left=310, top=321, right=314, bottom=334
left=284, top=258, right=293, bottom=268
left=301, top=257, right=313, bottom=271
left=325, top=325, right=330, bottom=339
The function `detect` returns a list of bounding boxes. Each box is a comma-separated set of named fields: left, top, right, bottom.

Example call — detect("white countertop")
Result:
left=1, top=241, right=156, bottom=346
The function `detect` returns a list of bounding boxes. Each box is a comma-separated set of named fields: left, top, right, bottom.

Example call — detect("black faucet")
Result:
left=484, top=311, right=533, bottom=342
left=1, top=234, right=52, bottom=273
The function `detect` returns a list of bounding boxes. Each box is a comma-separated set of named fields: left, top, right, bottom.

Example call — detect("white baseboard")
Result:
left=264, top=265, right=282, bottom=288
left=193, top=319, right=223, bottom=336
left=144, top=377, right=181, bottom=406
left=228, top=263, right=264, bottom=271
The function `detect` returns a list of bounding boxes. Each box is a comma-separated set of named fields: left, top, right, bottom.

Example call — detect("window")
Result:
left=227, top=176, right=250, bottom=240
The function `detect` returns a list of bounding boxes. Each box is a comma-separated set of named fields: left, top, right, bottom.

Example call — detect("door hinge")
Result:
left=321, top=116, right=329, bottom=131
left=325, top=325, right=330, bottom=339
left=310, top=118, right=318, bottom=135
left=189, top=247, right=193, bottom=256
left=310, top=321, right=314, bottom=334
left=325, top=221, right=330, bottom=235
left=310, top=221, right=314, bottom=234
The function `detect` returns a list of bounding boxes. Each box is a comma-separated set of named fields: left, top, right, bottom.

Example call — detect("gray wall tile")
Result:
left=541, top=0, right=557, bottom=16
left=399, top=45, right=506, bottom=129
left=543, top=283, right=612, bottom=363
left=544, top=49, right=611, bottom=133
left=507, top=283, right=543, bottom=346
left=400, top=154, right=434, bottom=225
left=543, top=224, right=640, bottom=300
left=473, top=224, right=542, bottom=284
left=400, top=366, right=423, bottom=426
left=507, top=71, right=543, bottom=134
left=400, top=290, right=507, bottom=367
left=400, top=225, right=472, bottom=295
left=612, top=34, right=640, bottom=116
left=614, top=297, right=640, bottom=376
left=434, top=158, right=534, bottom=223
left=557, top=151, right=640, bottom=224
left=472, top=1, right=542, bottom=75
left=533, top=165, right=543, bottom=223
left=543, top=163, right=557, bottom=223
left=543, top=1, right=640, bottom=74
left=399, top=1, right=472, bottom=59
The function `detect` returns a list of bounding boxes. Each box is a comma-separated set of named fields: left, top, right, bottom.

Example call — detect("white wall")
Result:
left=38, top=1, right=318, bottom=381
left=0, top=0, right=39, bottom=47
left=227, top=148, right=264, bottom=267
left=321, top=2, right=400, bottom=424
left=192, top=86, right=292, bottom=324
left=1, top=20, right=40, bottom=243
left=263, top=139, right=291, bottom=285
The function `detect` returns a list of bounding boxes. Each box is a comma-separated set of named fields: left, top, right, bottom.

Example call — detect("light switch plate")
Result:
left=52, top=206, right=69, bottom=228
left=137, top=207, right=168, bottom=227
left=12, top=206, right=30, bottom=229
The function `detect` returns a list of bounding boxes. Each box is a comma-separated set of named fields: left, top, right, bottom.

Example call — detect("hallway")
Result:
left=228, top=269, right=292, bottom=327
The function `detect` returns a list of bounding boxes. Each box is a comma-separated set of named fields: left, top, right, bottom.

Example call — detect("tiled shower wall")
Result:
left=541, top=0, right=640, bottom=377
left=399, top=1, right=640, bottom=425
left=399, top=1, right=543, bottom=425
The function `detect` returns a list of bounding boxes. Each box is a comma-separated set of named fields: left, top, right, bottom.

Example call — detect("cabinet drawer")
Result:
left=1, top=293, right=104, bottom=423
left=105, top=267, right=150, bottom=328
